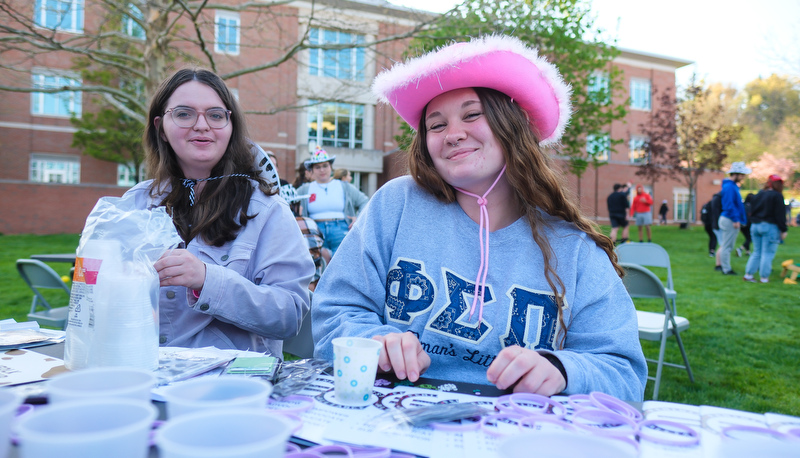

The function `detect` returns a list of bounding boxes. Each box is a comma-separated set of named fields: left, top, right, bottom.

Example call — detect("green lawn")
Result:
left=2, top=226, right=799, bottom=416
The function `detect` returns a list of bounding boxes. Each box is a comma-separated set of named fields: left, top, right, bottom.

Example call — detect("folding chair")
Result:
left=620, top=262, right=694, bottom=400
left=283, top=290, right=314, bottom=359
left=616, top=242, right=676, bottom=309
left=16, top=259, right=71, bottom=329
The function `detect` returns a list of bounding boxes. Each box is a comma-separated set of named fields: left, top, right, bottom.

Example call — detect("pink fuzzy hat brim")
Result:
left=372, top=35, right=572, bottom=147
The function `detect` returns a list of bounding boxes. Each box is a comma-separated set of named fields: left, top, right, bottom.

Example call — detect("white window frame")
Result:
left=630, top=78, right=652, bottom=111
left=673, top=188, right=691, bottom=221
left=30, top=154, right=80, bottom=184
left=123, top=3, right=145, bottom=39
left=31, top=71, right=83, bottom=118
left=34, top=0, right=84, bottom=33
left=629, top=136, right=649, bottom=164
left=308, top=28, right=366, bottom=81
left=308, top=101, right=364, bottom=149
left=117, top=162, right=144, bottom=187
left=214, top=11, right=240, bottom=55
left=588, top=71, right=610, bottom=104
left=586, top=133, right=610, bottom=162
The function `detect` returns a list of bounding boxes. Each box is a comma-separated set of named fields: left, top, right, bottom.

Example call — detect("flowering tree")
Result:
left=748, top=153, right=797, bottom=187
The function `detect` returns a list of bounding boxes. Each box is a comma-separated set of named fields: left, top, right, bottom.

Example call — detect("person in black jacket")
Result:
left=743, top=175, right=789, bottom=283
left=736, top=193, right=755, bottom=257
left=710, top=192, right=723, bottom=270
left=700, top=198, right=717, bottom=257
left=607, top=183, right=631, bottom=244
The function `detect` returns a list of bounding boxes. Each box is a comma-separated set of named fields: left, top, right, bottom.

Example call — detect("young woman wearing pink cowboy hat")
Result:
left=312, top=35, right=646, bottom=401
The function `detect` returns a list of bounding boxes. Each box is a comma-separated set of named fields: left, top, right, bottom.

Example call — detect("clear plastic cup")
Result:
left=332, top=337, right=382, bottom=406
left=47, top=367, right=156, bottom=404
left=155, top=408, right=292, bottom=458
left=160, top=376, right=272, bottom=419
left=0, top=390, right=21, bottom=458
left=14, top=398, right=157, bottom=458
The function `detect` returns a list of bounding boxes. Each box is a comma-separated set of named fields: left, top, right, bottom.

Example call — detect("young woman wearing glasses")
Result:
left=122, top=67, right=314, bottom=355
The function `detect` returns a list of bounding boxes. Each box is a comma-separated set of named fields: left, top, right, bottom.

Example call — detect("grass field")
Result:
left=1, top=225, right=798, bottom=416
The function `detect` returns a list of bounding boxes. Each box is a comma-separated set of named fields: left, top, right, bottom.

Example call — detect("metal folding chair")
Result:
left=616, top=242, right=677, bottom=309
left=16, top=259, right=71, bottom=329
left=620, top=262, right=694, bottom=400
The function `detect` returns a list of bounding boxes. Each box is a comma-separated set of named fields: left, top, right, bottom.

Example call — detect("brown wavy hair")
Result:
left=407, top=87, right=620, bottom=347
left=144, top=67, right=275, bottom=246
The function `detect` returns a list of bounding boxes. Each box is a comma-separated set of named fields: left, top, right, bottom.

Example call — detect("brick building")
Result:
left=0, top=0, right=721, bottom=235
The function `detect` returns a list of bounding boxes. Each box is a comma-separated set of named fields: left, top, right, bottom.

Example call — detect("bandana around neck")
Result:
left=454, top=165, right=507, bottom=324
left=181, top=173, right=251, bottom=206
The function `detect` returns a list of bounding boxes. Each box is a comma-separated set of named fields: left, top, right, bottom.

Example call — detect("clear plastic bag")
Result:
left=64, top=193, right=182, bottom=371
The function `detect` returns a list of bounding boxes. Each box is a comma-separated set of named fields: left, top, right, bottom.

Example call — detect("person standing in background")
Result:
left=736, top=193, right=755, bottom=257
left=333, top=168, right=352, bottom=183
left=718, top=162, right=751, bottom=276
left=658, top=199, right=668, bottom=225
left=743, top=175, right=788, bottom=283
left=607, top=183, right=630, bottom=245
left=296, top=147, right=370, bottom=255
left=630, top=185, right=653, bottom=242
left=700, top=197, right=717, bottom=257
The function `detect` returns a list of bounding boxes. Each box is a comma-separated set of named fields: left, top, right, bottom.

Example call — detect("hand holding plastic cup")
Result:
left=332, top=337, right=382, bottom=406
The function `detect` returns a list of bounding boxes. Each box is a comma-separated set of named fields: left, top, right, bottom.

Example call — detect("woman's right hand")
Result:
left=372, top=332, right=431, bottom=382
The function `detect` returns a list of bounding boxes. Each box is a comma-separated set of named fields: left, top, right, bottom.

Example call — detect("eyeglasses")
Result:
left=164, top=107, right=231, bottom=129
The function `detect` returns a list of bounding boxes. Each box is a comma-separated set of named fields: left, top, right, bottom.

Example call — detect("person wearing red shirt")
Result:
left=630, top=185, right=654, bottom=242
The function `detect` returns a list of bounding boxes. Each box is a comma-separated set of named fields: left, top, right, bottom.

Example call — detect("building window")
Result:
left=117, top=163, right=143, bottom=186
left=34, top=0, right=84, bottom=32
left=673, top=188, right=691, bottom=221
left=629, top=136, right=649, bottom=164
left=215, top=11, right=240, bottom=55
left=31, top=72, right=82, bottom=117
left=630, top=78, right=652, bottom=111
left=587, top=71, right=609, bottom=104
left=123, top=3, right=144, bottom=39
left=30, top=154, right=80, bottom=184
left=586, top=133, right=610, bottom=162
left=308, top=101, right=363, bottom=149
left=308, top=28, right=365, bottom=81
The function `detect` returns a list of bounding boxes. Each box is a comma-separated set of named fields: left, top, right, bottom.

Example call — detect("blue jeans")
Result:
left=316, top=219, right=350, bottom=256
left=745, top=222, right=781, bottom=279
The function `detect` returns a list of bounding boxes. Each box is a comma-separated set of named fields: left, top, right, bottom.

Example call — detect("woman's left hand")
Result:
left=486, top=345, right=566, bottom=396
left=154, top=249, right=206, bottom=291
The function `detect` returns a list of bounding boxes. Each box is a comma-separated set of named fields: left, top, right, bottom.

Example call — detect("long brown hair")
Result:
left=144, top=67, right=275, bottom=246
left=407, top=87, right=620, bottom=347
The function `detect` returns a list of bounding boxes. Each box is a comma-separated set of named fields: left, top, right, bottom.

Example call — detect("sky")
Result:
left=388, top=0, right=800, bottom=90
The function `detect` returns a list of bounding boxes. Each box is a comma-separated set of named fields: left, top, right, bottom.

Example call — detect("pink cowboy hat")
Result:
left=371, top=34, right=572, bottom=147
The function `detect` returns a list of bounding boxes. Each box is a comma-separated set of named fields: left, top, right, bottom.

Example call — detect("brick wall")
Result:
left=0, top=182, right=126, bottom=235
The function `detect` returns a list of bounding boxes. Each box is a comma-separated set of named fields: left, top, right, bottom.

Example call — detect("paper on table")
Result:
left=0, top=348, right=66, bottom=386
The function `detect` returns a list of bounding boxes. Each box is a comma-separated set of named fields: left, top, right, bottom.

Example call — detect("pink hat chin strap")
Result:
left=454, top=165, right=507, bottom=323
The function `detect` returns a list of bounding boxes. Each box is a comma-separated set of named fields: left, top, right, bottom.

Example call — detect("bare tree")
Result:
left=637, top=78, right=743, bottom=222
left=0, top=0, right=446, bottom=176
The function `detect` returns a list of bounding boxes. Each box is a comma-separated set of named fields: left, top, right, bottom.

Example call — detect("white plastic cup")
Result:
left=0, top=390, right=21, bottom=458
left=47, top=367, right=156, bottom=404
left=156, top=408, right=292, bottom=458
left=14, top=398, right=157, bottom=458
left=160, top=377, right=272, bottom=419
left=332, top=337, right=382, bottom=406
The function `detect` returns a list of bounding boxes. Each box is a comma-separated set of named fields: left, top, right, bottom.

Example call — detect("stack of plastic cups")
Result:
left=91, top=264, right=159, bottom=371
left=64, top=239, right=124, bottom=370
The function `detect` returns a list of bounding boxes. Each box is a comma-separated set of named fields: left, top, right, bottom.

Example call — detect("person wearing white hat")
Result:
left=296, top=146, right=370, bottom=255
left=718, top=161, right=751, bottom=275
left=311, top=35, right=646, bottom=400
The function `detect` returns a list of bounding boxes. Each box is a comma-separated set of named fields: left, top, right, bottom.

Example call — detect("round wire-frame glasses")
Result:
left=164, top=107, right=231, bottom=129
